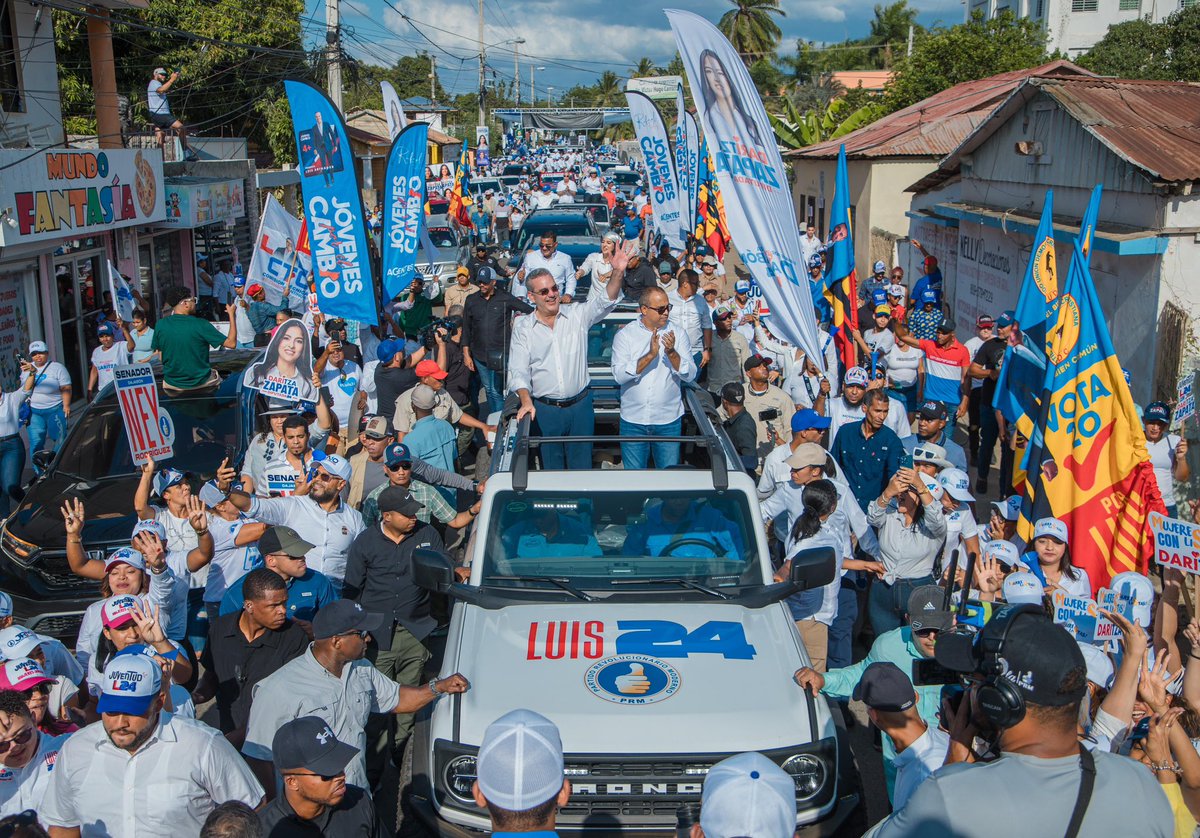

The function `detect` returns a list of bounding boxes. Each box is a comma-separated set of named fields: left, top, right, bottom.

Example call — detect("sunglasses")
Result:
left=714, top=312, right=733, bottom=321
left=21, top=683, right=50, bottom=698
left=0, top=727, right=33, bottom=755
left=283, top=770, right=344, bottom=782
left=385, top=461, right=413, bottom=472
left=912, top=628, right=940, bottom=638
left=642, top=303, right=672, bottom=315
left=532, top=284, right=559, bottom=297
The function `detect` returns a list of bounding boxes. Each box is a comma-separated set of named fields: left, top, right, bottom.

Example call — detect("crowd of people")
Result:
left=0, top=135, right=1190, bottom=838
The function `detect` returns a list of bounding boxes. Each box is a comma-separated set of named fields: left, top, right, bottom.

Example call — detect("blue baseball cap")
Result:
left=97, top=322, right=116, bottom=337
left=376, top=338, right=406, bottom=364
left=791, top=409, right=831, bottom=433
left=1146, top=401, right=1170, bottom=424
left=152, top=469, right=186, bottom=497
left=808, top=253, right=823, bottom=269
left=232, top=276, right=246, bottom=288
left=996, top=310, right=1015, bottom=328
left=920, top=289, right=939, bottom=305
left=97, top=653, right=161, bottom=716
left=384, top=443, right=413, bottom=467
left=871, top=288, right=888, bottom=305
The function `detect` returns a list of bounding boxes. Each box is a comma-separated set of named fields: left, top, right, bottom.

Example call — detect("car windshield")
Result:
left=480, top=490, right=759, bottom=590
left=429, top=229, right=457, bottom=248
left=54, top=394, right=241, bottom=480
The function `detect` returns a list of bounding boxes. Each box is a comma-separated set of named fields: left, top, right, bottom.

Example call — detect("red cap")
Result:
left=246, top=283, right=264, bottom=296
left=414, top=360, right=448, bottom=380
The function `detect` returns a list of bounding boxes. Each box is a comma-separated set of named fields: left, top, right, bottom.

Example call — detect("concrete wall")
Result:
left=2, top=2, right=62, bottom=146
left=966, top=0, right=1170, bottom=57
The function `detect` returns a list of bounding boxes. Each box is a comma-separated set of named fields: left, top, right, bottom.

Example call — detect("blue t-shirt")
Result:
left=912, top=269, right=943, bottom=305
left=622, top=215, right=644, bottom=239
left=219, top=568, right=339, bottom=623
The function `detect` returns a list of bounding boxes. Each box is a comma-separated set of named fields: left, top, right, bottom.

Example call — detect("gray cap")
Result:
left=272, top=715, right=359, bottom=775
left=477, top=709, right=565, bottom=811
left=411, top=383, right=438, bottom=411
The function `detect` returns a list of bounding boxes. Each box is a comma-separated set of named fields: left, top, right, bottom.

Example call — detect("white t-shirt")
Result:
left=964, top=336, right=985, bottom=390
left=205, top=516, right=261, bottom=603
left=0, top=730, right=70, bottom=818
left=886, top=344, right=924, bottom=389
left=261, top=451, right=315, bottom=498
left=320, top=360, right=362, bottom=430
left=944, top=504, right=980, bottom=567
left=21, top=361, right=71, bottom=409
left=1146, top=435, right=1181, bottom=508
left=90, top=342, right=130, bottom=392
left=864, top=328, right=896, bottom=356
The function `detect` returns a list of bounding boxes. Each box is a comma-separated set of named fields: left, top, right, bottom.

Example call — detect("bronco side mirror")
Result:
left=414, top=549, right=455, bottom=594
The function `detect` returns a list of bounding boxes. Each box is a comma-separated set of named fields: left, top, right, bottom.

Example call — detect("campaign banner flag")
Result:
left=823, top=145, right=858, bottom=373
left=114, top=363, right=174, bottom=463
left=107, top=261, right=136, bottom=322
left=284, top=79, right=377, bottom=326
left=626, top=89, right=685, bottom=250
left=381, top=81, right=407, bottom=140
left=693, top=139, right=730, bottom=260
left=1150, top=511, right=1200, bottom=575
left=993, top=190, right=1057, bottom=439
left=667, top=8, right=823, bottom=368
left=447, top=143, right=474, bottom=229
left=247, top=193, right=311, bottom=310
left=1022, top=185, right=1165, bottom=589
left=382, top=122, right=429, bottom=300
left=682, top=111, right=701, bottom=246
left=673, top=84, right=701, bottom=248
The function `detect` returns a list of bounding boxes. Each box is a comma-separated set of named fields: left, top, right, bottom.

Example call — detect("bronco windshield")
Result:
left=480, top=490, right=761, bottom=590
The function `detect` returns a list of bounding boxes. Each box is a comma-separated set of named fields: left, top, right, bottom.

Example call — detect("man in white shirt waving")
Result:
left=611, top=287, right=695, bottom=469
left=510, top=249, right=630, bottom=469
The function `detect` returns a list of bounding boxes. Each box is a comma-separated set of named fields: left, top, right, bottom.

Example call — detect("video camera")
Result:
left=417, top=316, right=460, bottom=351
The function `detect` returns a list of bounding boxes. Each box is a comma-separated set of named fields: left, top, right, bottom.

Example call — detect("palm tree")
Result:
left=594, top=71, right=622, bottom=107
left=867, top=1, right=920, bottom=68
left=718, top=0, right=785, bottom=65
left=631, top=57, right=659, bottom=78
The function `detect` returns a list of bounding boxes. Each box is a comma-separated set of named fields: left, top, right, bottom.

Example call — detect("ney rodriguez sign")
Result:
left=0, top=149, right=166, bottom=247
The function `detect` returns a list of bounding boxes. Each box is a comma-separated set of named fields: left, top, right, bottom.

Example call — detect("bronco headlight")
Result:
left=780, top=753, right=827, bottom=801
left=442, top=754, right=479, bottom=806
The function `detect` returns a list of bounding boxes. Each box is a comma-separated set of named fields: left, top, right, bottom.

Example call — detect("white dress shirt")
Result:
left=247, top=494, right=365, bottom=584
left=611, top=318, right=695, bottom=425
left=41, top=713, right=264, bottom=837
left=508, top=292, right=618, bottom=401
left=668, top=290, right=713, bottom=356
left=515, top=248, right=577, bottom=299
left=891, top=725, right=951, bottom=810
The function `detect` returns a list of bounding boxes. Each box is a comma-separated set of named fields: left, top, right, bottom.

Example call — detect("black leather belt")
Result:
left=534, top=390, right=588, bottom=408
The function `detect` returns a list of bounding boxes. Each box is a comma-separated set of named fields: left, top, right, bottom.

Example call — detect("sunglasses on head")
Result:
left=532, top=284, right=559, bottom=297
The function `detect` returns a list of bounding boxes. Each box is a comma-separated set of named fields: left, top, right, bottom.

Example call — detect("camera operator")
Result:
left=433, top=313, right=477, bottom=454
left=739, top=354, right=794, bottom=461
left=868, top=608, right=1174, bottom=836
left=393, top=277, right=443, bottom=339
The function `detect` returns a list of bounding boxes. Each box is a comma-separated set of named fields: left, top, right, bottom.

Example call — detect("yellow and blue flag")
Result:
left=1020, top=185, right=1163, bottom=588
left=823, top=145, right=858, bottom=373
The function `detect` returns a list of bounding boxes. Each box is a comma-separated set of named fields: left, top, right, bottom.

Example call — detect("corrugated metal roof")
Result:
left=789, top=60, right=1094, bottom=160
left=1032, top=77, right=1200, bottom=183
left=830, top=70, right=894, bottom=92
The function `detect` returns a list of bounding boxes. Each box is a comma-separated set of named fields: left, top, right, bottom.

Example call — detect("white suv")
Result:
left=403, top=388, right=860, bottom=835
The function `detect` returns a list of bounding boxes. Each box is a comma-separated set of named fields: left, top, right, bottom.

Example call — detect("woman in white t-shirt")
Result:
left=577, top=232, right=622, bottom=295
left=19, top=342, right=72, bottom=472
left=1144, top=400, right=1189, bottom=517
left=936, top=468, right=981, bottom=574
left=885, top=340, right=925, bottom=419
left=88, top=321, right=132, bottom=398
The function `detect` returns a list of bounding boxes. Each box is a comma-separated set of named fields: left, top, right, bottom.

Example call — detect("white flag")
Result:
left=108, top=261, right=136, bottom=322
left=381, top=81, right=407, bottom=141
left=625, top=89, right=686, bottom=250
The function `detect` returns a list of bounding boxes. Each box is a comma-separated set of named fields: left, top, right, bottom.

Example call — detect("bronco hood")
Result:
left=442, top=601, right=822, bottom=753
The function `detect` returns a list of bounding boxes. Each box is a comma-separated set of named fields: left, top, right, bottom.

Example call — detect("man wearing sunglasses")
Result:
left=242, top=599, right=469, bottom=797
left=360, top=443, right=480, bottom=531
left=794, top=584, right=952, bottom=803
left=705, top=306, right=752, bottom=404
left=611, top=287, right=694, bottom=469
left=509, top=249, right=630, bottom=470
left=514, top=231, right=577, bottom=302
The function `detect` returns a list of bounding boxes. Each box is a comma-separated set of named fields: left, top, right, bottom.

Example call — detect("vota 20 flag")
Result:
left=994, top=190, right=1057, bottom=439
left=823, top=145, right=858, bottom=373
left=1022, top=185, right=1164, bottom=589
left=447, top=143, right=474, bottom=229
left=284, top=79, right=377, bottom=326
left=667, top=8, right=823, bottom=368
left=381, top=80, right=407, bottom=140
left=626, top=89, right=685, bottom=249
left=382, top=122, right=429, bottom=300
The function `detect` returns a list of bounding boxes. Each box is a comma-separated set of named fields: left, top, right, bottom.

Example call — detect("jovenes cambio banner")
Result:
left=666, top=8, right=823, bottom=367
left=625, top=89, right=686, bottom=250
left=285, top=79, right=377, bottom=326
left=381, top=123, right=429, bottom=300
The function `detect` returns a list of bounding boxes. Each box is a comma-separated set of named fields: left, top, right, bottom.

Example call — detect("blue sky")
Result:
left=312, top=0, right=967, bottom=99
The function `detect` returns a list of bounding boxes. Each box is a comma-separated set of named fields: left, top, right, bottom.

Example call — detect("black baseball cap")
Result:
left=377, top=486, right=424, bottom=516
left=853, top=662, right=917, bottom=712
left=258, top=526, right=314, bottom=558
left=992, top=610, right=1087, bottom=707
left=312, top=600, right=384, bottom=640
left=907, top=585, right=954, bottom=632
left=937, top=318, right=957, bottom=334
left=743, top=354, right=771, bottom=371
left=476, top=266, right=497, bottom=284
left=720, top=382, right=745, bottom=405
left=917, top=400, right=947, bottom=421
left=272, top=716, right=359, bottom=775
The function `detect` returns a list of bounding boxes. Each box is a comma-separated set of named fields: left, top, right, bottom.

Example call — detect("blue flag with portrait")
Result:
left=381, top=122, right=429, bottom=301
left=284, top=79, right=378, bottom=326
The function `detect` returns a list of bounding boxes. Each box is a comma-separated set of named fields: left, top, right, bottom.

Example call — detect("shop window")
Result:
left=0, top=3, right=22, bottom=114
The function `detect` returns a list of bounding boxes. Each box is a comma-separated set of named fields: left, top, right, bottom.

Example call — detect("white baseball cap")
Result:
left=1077, top=642, right=1114, bottom=689
left=843, top=366, right=869, bottom=387
left=476, top=709, right=565, bottom=811
left=1033, top=517, right=1069, bottom=544
left=97, top=653, right=161, bottom=715
left=131, top=519, right=167, bottom=542
left=318, top=454, right=353, bottom=482
left=983, top=539, right=1021, bottom=568
left=104, top=547, right=146, bottom=573
left=0, top=591, right=11, bottom=619
left=700, top=752, right=797, bottom=838
left=917, top=472, right=944, bottom=502
left=0, top=626, right=41, bottom=660
left=938, top=468, right=974, bottom=503
left=1003, top=572, right=1044, bottom=605
left=28, top=341, right=48, bottom=354
left=991, top=495, right=1022, bottom=522
left=1109, top=571, right=1155, bottom=627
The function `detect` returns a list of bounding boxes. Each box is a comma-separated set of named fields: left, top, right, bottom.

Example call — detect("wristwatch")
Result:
left=428, top=678, right=441, bottom=695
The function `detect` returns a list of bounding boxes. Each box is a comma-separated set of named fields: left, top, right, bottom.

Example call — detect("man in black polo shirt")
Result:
left=258, top=715, right=386, bottom=837
left=461, top=268, right=532, bottom=414
left=341, top=486, right=444, bottom=786
left=196, top=568, right=309, bottom=743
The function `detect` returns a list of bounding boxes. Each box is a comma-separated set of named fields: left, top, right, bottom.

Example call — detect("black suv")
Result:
left=0, top=350, right=258, bottom=642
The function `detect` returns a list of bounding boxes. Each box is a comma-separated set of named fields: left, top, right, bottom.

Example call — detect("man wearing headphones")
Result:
left=868, top=608, right=1173, bottom=835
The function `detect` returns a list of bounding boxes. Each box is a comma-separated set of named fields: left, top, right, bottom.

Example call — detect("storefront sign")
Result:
left=0, top=273, right=28, bottom=390
left=0, top=149, right=165, bottom=246
left=160, top=177, right=246, bottom=228
left=953, top=220, right=1021, bottom=330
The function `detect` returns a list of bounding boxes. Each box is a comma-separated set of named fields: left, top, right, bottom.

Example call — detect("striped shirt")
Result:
left=918, top=338, right=970, bottom=407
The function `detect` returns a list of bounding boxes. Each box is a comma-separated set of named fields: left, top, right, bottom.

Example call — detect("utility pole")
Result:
left=87, top=9, right=121, bottom=149
left=429, top=54, right=436, bottom=101
left=477, top=0, right=485, bottom=127
left=513, top=38, right=525, bottom=106
left=530, top=66, right=535, bottom=106
left=906, top=25, right=914, bottom=57
left=326, top=0, right=342, bottom=110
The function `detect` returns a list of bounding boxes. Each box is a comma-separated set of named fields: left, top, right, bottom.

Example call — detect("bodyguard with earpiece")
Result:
left=867, top=606, right=1174, bottom=837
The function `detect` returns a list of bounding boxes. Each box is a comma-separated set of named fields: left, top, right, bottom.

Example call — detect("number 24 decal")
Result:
left=615, top=620, right=756, bottom=660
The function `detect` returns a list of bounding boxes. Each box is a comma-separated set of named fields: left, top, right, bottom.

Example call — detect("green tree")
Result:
left=768, top=96, right=880, bottom=149
left=883, top=10, right=1048, bottom=113
left=790, top=73, right=844, bottom=112
left=1078, top=6, right=1200, bottom=80
left=718, top=0, right=785, bottom=65
left=342, top=54, right=447, bottom=114
left=630, top=57, right=660, bottom=78
left=54, top=0, right=309, bottom=163
left=867, top=1, right=921, bottom=69
left=779, top=39, right=818, bottom=86
left=594, top=71, right=623, bottom=107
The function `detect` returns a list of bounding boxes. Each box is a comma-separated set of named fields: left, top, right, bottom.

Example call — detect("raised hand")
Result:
left=134, top=531, right=166, bottom=573
left=215, top=457, right=237, bottom=493
left=185, top=495, right=208, bottom=533
left=131, top=601, right=167, bottom=645
left=1139, top=648, right=1174, bottom=715
left=435, top=673, right=470, bottom=694
left=61, top=497, right=86, bottom=537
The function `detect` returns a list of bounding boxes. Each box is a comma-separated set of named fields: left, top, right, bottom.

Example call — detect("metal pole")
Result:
left=326, top=0, right=342, bottom=110
left=530, top=65, right=534, bottom=106
left=513, top=39, right=524, bottom=106
left=906, top=25, right=914, bottom=57
left=430, top=54, right=436, bottom=101
left=477, top=0, right=485, bottom=127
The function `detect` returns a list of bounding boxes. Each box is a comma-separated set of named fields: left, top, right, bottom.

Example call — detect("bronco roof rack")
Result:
left=500, top=384, right=735, bottom=493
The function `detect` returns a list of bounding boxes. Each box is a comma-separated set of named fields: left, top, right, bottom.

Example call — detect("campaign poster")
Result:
left=242, top=318, right=318, bottom=402
left=1150, top=510, right=1200, bottom=574
left=246, top=193, right=312, bottom=309
left=114, top=363, right=175, bottom=463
